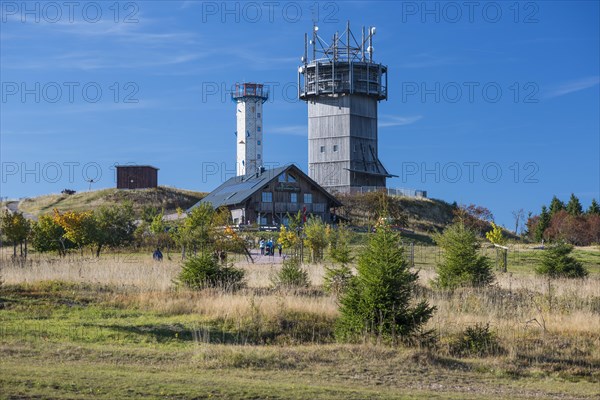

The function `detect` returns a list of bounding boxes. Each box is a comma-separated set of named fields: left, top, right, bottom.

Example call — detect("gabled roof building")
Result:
left=189, top=164, right=342, bottom=226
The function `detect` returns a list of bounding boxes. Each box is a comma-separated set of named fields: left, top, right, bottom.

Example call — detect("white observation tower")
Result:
left=232, top=83, right=269, bottom=176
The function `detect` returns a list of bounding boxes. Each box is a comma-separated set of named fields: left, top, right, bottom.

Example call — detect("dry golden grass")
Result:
left=109, top=290, right=339, bottom=321
left=2, top=251, right=599, bottom=373
left=2, top=255, right=179, bottom=291
left=1, top=252, right=327, bottom=290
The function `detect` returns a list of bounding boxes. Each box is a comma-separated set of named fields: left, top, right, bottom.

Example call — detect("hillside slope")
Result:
left=13, top=188, right=454, bottom=235
left=17, top=186, right=207, bottom=217
left=336, top=192, right=455, bottom=233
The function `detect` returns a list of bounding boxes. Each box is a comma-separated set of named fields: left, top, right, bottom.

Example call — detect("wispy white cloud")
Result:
left=379, top=115, right=423, bottom=128
left=272, top=117, right=422, bottom=135
left=2, top=13, right=202, bottom=70
left=179, top=1, right=199, bottom=9
left=4, top=50, right=204, bottom=71
left=270, top=125, right=306, bottom=136
left=221, top=46, right=298, bottom=70
left=399, top=53, right=459, bottom=69
left=545, top=76, right=600, bottom=99
left=0, top=128, right=74, bottom=136
left=3, top=100, right=162, bottom=118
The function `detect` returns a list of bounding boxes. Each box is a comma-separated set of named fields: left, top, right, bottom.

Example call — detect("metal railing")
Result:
left=349, top=187, right=427, bottom=198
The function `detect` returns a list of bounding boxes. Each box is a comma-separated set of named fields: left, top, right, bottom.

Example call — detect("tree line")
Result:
left=0, top=203, right=336, bottom=262
left=526, top=194, right=600, bottom=245
left=1, top=204, right=136, bottom=258
left=1, top=203, right=229, bottom=259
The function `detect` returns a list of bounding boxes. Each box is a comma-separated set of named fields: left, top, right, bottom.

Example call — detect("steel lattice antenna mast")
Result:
left=298, top=22, right=394, bottom=193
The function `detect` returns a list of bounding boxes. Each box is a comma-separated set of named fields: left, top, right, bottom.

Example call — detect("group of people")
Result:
left=259, top=238, right=282, bottom=257
left=152, top=240, right=283, bottom=261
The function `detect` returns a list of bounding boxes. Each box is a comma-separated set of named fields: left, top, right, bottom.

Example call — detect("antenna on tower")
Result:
left=297, top=23, right=392, bottom=192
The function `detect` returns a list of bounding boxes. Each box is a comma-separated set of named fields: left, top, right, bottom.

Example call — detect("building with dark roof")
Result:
left=116, top=165, right=158, bottom=189
left=188, top=164, right=342, bottom=226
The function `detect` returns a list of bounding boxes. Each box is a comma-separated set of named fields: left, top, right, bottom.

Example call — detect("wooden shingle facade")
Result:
left=189, top=164, right=342, bottom=226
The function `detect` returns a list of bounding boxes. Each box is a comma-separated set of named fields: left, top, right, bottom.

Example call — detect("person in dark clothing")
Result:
left=278, top=243, right=282, bottom=256
left=153, top=248, right=163, bottom=261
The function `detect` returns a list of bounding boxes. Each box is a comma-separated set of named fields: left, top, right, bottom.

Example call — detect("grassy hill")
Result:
left=12, top=187, right=457, bottom=239
left=337, top=192, right=455, bottom=234
left=16, top=186, right=207, bottom=217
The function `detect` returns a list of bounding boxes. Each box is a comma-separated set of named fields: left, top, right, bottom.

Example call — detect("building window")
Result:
left=257, top=154, right=261, bottom=160
left=304, top=193, right=312, bottom=204
left=333, top=144, right=339, bottom=152
left=257, top=140, right=261, bottom=145
left=257, top=113, right=261, bottom=118
left=290, top=193, right=297, bottom=203
left=260, top=216, right=268, bottom=225
left=320, top=146, right=325, bottom=153
left=251, top=106, right=255, bottom=112
left=262, top=192, right=272, bottom=202
left=279, top=173, right=297, bottom=183
left=257, top=126, right=261, bottom=132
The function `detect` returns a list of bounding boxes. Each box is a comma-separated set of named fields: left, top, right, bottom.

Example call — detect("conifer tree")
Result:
left=549, top=196, right=565, bottom=216
left=587, top=199, right=600, bottom=215
left=536, top=242, right=588, bottom=278
left=336, top=225, right=434, bottom=343
left=566, top=193, right=583, bottom=216
left=535, top=205, right=551, bottom=242
left=434, top=222, right=494, bottom=289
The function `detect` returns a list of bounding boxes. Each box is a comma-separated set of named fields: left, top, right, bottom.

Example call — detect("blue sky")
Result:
left=1, top=0, right=599, bottom=228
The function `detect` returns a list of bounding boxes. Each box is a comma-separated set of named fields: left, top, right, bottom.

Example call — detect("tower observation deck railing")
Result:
left=299, top=61, right=387, bottom=100
left=232, top=83, right=269, bottom=102
left=298, top=23, right=388, bottom=101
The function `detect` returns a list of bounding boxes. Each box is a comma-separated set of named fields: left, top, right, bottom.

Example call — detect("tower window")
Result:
left=257, top=113, right=261, bottom=118
left=320, top=146, right=325, bottom=153
left=257, top=154, right=261, bottom=159
left=257, top=140, right=261, bottom=145
left=257, top=126, right=261, bottom=132
left=333, top=145, right=339, bottom=152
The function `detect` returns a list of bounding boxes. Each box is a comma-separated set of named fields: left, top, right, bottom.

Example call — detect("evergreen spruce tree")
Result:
left=566, top=193, right=583, bottom=216
left=434, top=222, right=494, bottom=289
left=536, top=242, right=588, bottom=278
left=587, top=199, right=600, bottom=215
left=336, top=226, right=434, bottom=343
left=535, top=205, right=551, bottom=242
left=549, top=196, right=565, bottom=216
